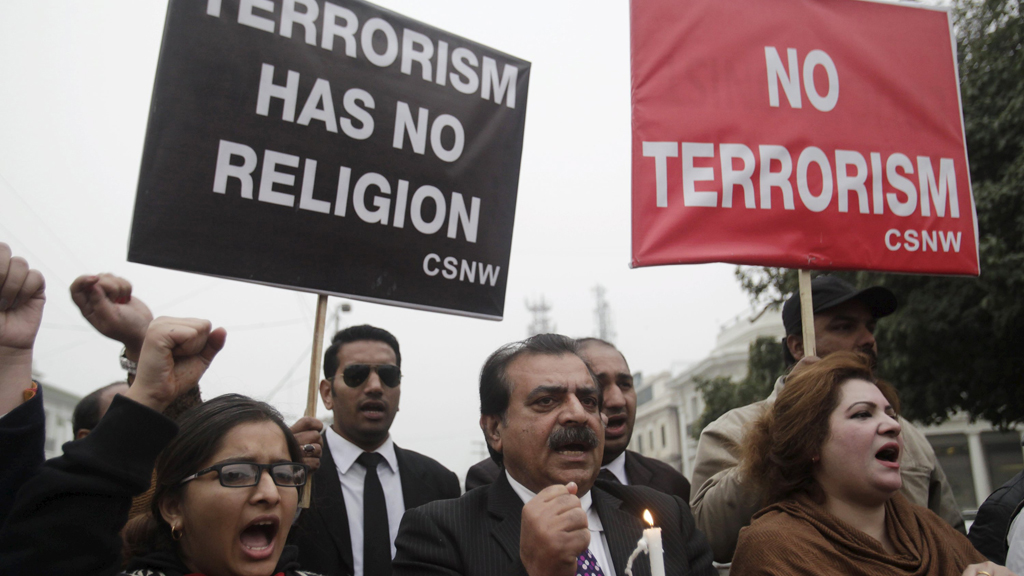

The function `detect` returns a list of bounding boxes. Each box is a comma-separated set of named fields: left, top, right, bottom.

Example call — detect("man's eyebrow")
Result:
left=526, top=385, right=568, bottom=401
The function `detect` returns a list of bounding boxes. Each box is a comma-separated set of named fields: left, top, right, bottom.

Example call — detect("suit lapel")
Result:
left=623, top=451, right=653, bottom=487
left=593, top=485, right=650, bottom=576
left=487, top=473, right=525, bottom=564
left=313, top=438, right=354, bottom=574
left=395, top=444, right=430, bottom=509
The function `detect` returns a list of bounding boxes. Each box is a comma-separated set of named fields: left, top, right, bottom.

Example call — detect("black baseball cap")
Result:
left=782, top=276, right=897, bottom=335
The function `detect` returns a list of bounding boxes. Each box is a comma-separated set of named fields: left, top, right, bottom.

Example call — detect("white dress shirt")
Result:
left=603, top=452, right=630, bottom=485
left=506, top=471, right=617, bottom=576
left=325, top=426, right=406, bottom=576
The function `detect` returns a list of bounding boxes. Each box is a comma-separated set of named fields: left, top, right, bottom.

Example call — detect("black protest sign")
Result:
left=128, top=0, right=529, bottom=319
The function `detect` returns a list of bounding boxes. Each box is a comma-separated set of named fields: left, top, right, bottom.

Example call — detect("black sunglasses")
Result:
left=179, top=462, right=308, bottom=488
left=339, top=363, right=402, bottom=388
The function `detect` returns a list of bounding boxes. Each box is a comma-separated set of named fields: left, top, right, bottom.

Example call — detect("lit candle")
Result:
left=642, top=510, right=665, bottom=576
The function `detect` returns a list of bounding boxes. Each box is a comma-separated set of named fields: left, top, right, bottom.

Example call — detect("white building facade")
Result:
left=39, top=382, right=80, bottom=459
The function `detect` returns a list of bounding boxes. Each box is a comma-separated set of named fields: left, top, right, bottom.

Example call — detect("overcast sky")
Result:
left=0, top=0, right=848, bottom=479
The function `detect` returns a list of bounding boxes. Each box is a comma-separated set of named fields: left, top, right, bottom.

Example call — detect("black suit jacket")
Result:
left=465, top=450, right=691, bottom=501
left=393, top=472, right=715, bottom=576
left=290, top=436, right=461, bottom=576
left=622, top=450, right=691, bottom=502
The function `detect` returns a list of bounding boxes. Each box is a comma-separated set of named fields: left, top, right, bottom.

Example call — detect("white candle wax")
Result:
left=644, top=527, right=664, bottom=576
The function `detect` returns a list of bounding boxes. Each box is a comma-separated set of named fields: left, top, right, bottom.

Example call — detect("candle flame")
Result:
left=643, top=509, right=654, bottom=526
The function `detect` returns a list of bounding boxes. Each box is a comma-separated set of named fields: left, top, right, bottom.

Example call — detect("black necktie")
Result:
left=357, top=452, right=392, bottom=576
left=597, top=468, right=621, bottom=484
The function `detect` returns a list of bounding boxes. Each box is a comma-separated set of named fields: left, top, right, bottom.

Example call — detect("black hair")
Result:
left=72, top=381, right=128, bottom=434
left=123, top=394, right=304, bottom=559
left=479, top=334, right=598, bottom=465
left=323, top=324, right=401, bottom=379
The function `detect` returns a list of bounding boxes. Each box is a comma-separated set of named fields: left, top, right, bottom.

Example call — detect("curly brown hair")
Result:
left=740, top=351, right=900, bottom=506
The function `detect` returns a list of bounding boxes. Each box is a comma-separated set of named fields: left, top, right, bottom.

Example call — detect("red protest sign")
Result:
left=630, top=0, right=979, bottom=276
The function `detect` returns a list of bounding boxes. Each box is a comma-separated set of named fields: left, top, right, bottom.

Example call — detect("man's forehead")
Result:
left=507, top=352, right=594, bottom=390
left=579, top=342, right=629, bottom=374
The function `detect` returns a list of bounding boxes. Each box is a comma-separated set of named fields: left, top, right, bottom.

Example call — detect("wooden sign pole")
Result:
left=798, top=269, right=816, bottom=359
left=300, top=294, right=329, bottom=509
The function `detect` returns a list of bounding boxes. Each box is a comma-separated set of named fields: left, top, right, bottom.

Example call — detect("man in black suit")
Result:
left=291, top=325, right=460, bottom=576
left=465, top=338, right=690, bottom=501
left=393, top=334, right=714, bottom=576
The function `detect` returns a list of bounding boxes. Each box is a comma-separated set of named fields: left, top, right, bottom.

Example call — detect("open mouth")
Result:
left=875, top=443, right=900, bottom=464
left=555, top=442, right=590, bottom=455
left=359, top=400, right=387, bottom=418
left=548, top=426, right=599, bottom=455
left=239, top=516, right=279, bottom=559
left=605, top=415, right=627, bottom=434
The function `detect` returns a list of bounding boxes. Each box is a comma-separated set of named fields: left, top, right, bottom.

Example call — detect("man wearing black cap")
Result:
left=690, top=275, right=964, bottom=563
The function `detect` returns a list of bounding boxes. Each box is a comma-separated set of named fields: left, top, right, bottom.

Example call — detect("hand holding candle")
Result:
left=625, top=510, right=665, bottom=576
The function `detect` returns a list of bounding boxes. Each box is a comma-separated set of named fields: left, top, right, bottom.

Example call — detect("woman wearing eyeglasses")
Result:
left=0, top=317, right=325, bottom=576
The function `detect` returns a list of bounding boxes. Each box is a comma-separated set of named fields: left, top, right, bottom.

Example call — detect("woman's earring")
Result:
left=171, top=524, right=183, bottom=541
left=811, top=455, right=820, bottom=463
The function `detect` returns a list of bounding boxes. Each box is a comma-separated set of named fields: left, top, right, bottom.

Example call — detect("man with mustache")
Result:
left=465, top=339, right=691, bottom=501
left=393, top=334, right=714, bottom=576
left=691, top=275, right=963, bottom=563
left=291, top=325, right=460, bottom=576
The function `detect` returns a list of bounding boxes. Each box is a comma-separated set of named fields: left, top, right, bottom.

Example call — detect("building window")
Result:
left=982, top=431, right=1024, bottom=490
left=637, top=386, right=653, bottom=406
left=929, top=433, right=977, bottom=509
left=638, top=435, right=643, bottom=453
left=649, top=431, right=654, bottom=452
left=661, top=425, right=667, bottom=448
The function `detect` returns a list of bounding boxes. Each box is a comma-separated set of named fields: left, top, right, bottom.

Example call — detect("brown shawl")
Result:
left=730, top=492, right=984, bottom=576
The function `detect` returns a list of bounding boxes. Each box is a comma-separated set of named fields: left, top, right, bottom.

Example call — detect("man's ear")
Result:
left=158, top=492, right=185, bottom=534
left=75, top=428, right=90, bottom=440
left=319, top=379, right=334, bottom=411
left=786, top=334, right=805, bottom=362
left=480, top=414, right=502, bottom=455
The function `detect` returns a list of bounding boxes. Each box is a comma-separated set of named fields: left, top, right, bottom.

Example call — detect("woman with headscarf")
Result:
left=731, top=351, right=1012, bottom=576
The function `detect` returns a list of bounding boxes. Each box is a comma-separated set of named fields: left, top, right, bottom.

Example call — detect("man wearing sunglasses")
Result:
left=290, top=324, right=460, bottom=576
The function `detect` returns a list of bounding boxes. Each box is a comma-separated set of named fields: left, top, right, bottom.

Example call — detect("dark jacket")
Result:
left=465, top=450, right=691, bottom=500
left=289, top=433, right=461, bottom=576
left=969, top=468, right=1024, bottom=564
left=393, top=472, right=715, bottom=576
left=0, top=395, right=324, bottom=576
left=0, top=395, right=178, bottom=575
left=618, top=450, right=691, bottom=501
left=0, top=387, right=45, bottom=529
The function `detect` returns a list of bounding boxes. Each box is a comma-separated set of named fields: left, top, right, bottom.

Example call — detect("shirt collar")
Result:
left=504, top=470, right=593, bottom=514
left=602, top=451, right=628, bottom=484
left=325, top=425, right=397, bottom=474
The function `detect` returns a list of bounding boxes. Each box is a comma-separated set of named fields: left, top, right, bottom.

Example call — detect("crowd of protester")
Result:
left=0, top=240, right=1019, bottom=576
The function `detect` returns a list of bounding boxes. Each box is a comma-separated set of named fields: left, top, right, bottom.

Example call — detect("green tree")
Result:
left=728, top=0, right=1024, bottom=427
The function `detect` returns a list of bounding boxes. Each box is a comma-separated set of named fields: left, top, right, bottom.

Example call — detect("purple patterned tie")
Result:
left=576, top=548, right=606, bottom=576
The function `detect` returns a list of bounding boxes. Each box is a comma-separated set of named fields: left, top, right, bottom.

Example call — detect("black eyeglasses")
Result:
left=338, top=364, right=402, bottom=388
left=179, top=462, right=308, bottom=487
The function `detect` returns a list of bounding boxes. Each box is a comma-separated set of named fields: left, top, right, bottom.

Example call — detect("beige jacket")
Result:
left=690, top=376, right=965, bottom=564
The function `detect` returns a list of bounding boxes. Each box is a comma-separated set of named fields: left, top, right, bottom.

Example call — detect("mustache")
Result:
left=858, top=347, right=878, bottom=369
left=548, top=426, right=600, bottom=451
